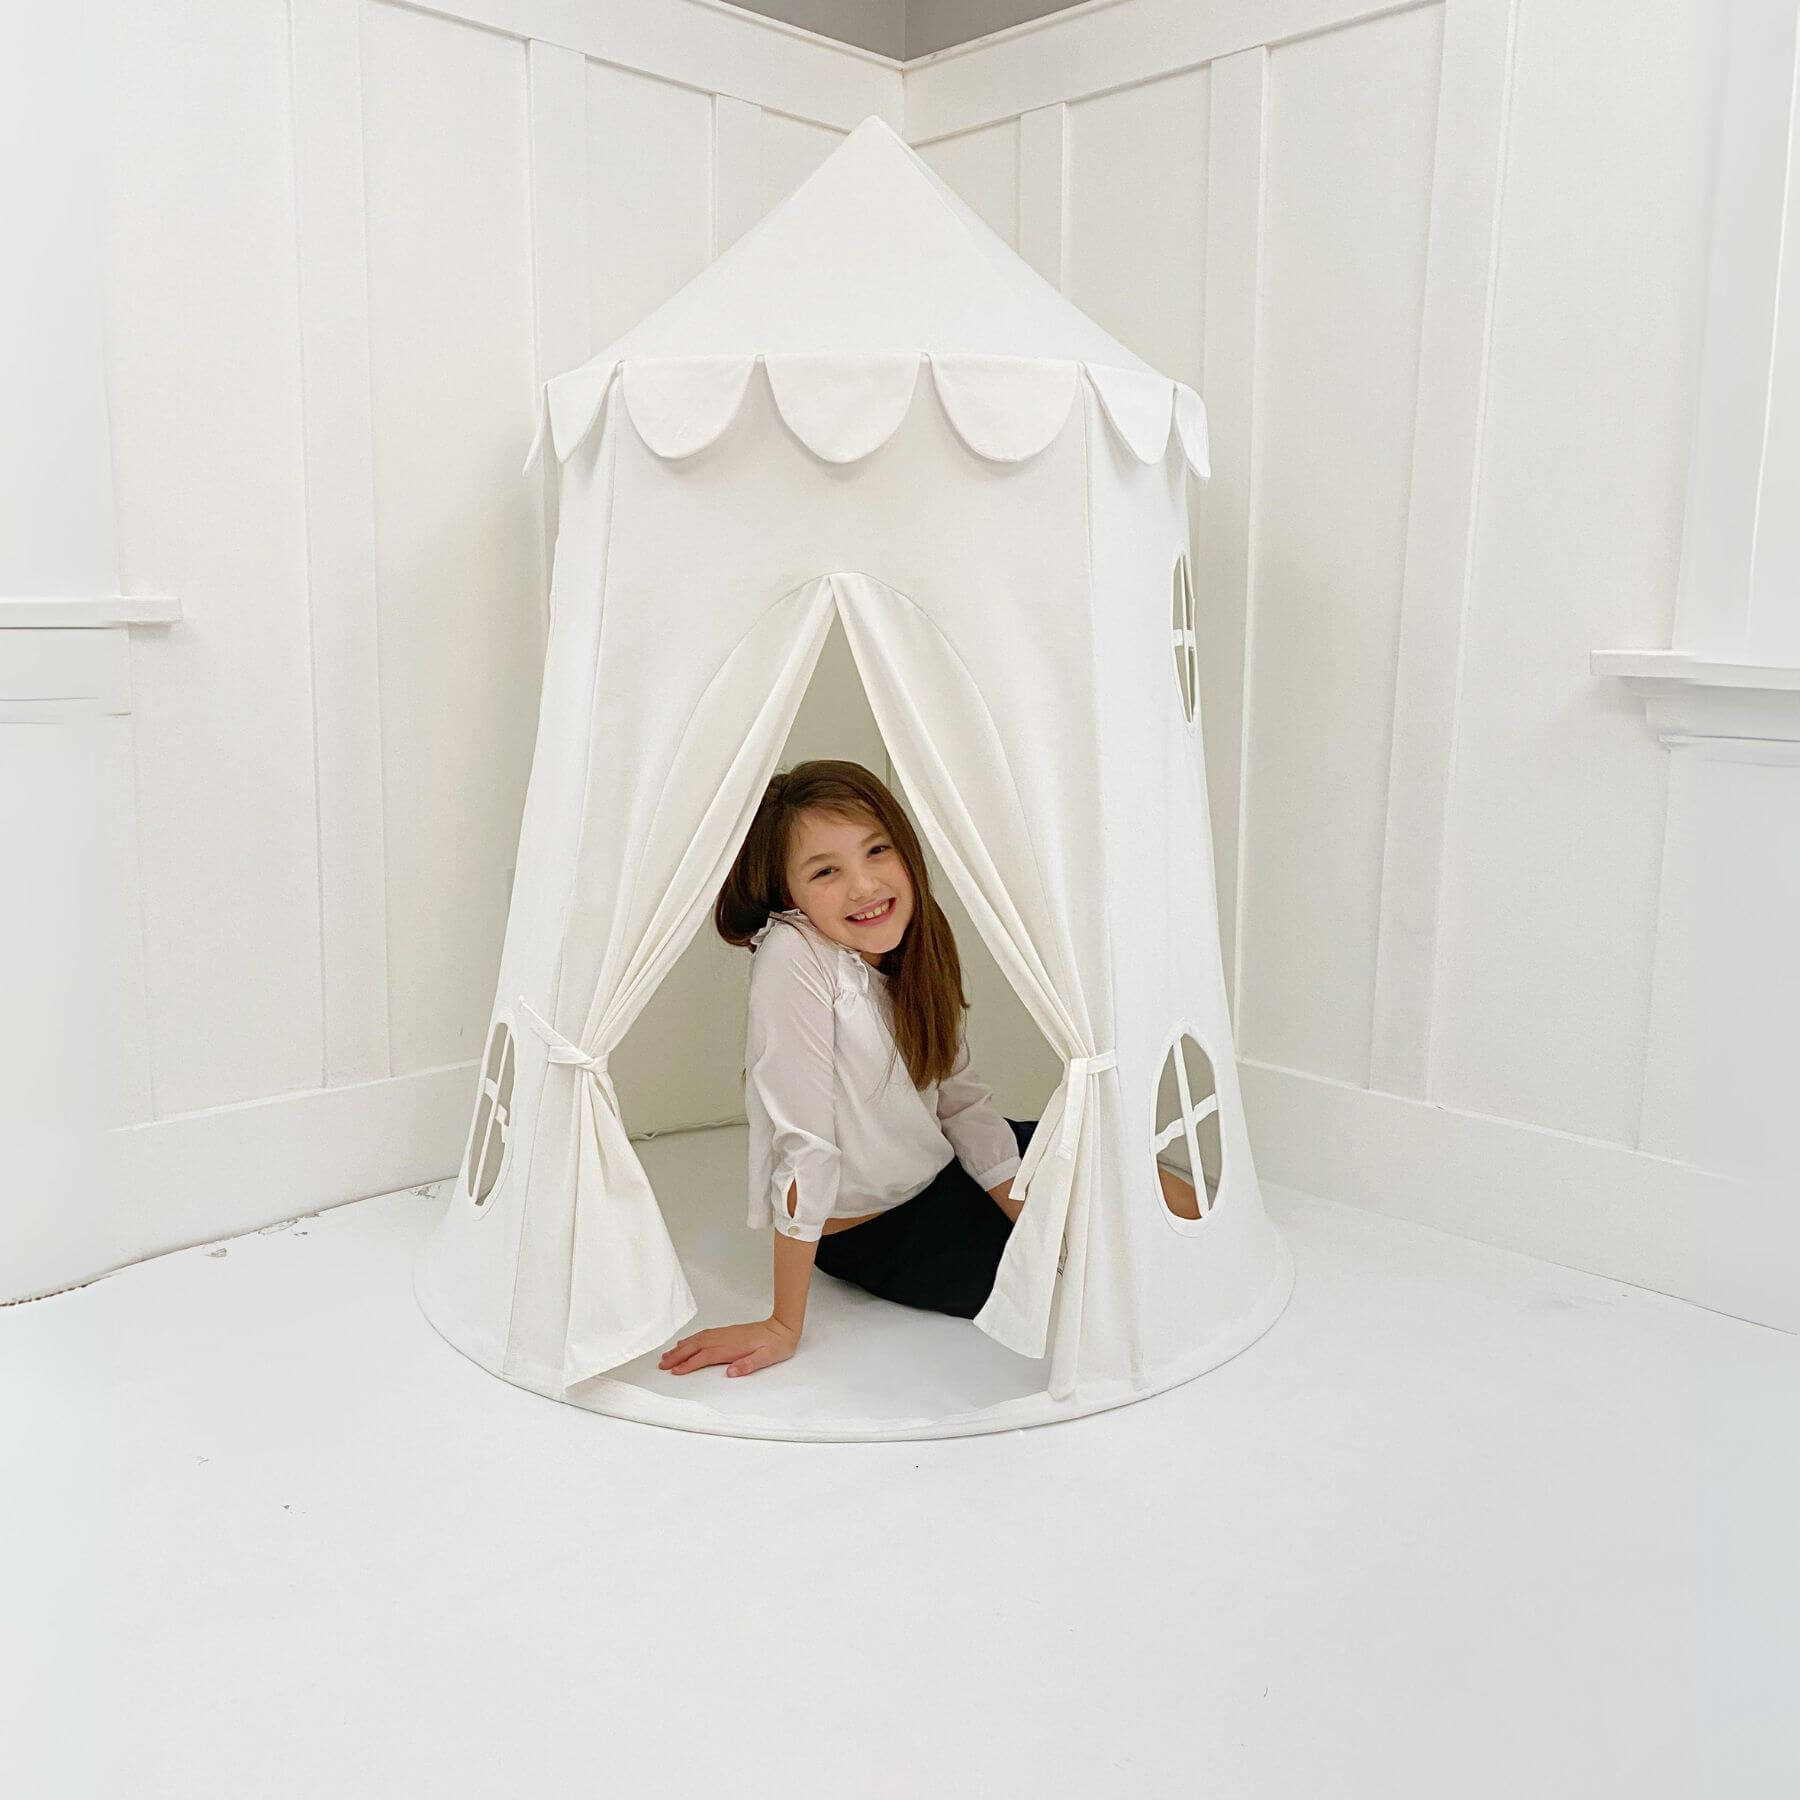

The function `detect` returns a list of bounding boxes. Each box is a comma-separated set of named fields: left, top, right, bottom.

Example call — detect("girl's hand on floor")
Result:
left=658, top=1317, right=798, bottom=1378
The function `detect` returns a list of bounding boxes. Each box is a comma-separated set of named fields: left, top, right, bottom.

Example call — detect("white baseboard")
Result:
left=3, top=1063, right=477, bottom=1305
left=1240, top=1058, right=1797, bottom=1334
left=19, top=1053, right=1792, bottom=1335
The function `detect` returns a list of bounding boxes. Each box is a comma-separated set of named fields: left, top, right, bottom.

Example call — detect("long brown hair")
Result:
left=715, top=760, right=968, bottom=1090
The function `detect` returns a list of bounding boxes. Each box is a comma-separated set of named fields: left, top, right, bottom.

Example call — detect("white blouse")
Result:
left=744, top=908, right=1024, bottom=1243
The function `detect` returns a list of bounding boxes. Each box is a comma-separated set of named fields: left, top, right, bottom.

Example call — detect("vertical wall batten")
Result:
left=290, top=0, right=394, bottom=1086
left=1369, top=0, right=1519, bottom=1099
left=1017, top=103, right=1068, bottom=286
left=526, top=39, right=591, bottom=595
left=1198, top=47, right=1269, bottom=1031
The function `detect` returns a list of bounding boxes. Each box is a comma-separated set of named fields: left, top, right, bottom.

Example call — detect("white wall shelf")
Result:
left=0, top=594, right=180, bottom=628
left=1591, top=649, right=1800, bottom=747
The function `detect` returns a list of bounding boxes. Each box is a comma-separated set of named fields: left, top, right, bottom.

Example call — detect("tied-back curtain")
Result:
left=833, top=573, right=1113, bottom=1395
left=531, top=579, right=841, bottom=1390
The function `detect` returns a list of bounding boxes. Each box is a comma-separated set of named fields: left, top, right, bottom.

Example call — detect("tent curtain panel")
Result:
left=832, top=573, right=1114, bottom=1394
left=526, top=579, right=841, bottom=1390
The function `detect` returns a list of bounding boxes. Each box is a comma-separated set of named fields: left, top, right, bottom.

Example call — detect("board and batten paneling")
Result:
left=1064, top=69, right=1209, bottom=391
left=88, top=0, right=900, bottom=1288
left=1236, top=3, right=1445, bottom=1085
left=760, top=109, right=850, bottom=211
left=917, top=118, right=1021, bottom=247
left=1425, top=0, right=1719, bottom=1144
left=913, top=9, right=1444, bottom=1093
left=583, top=64, right=716, bottom=350
left=906, top=0, right=1786, bottom=1328
left=362, top=1, right=544, bottom=1079
left=106, top=0, right=325, bottom=1120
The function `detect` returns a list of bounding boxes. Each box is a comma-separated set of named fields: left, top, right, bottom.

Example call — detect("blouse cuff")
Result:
left=769, top=1149, right=839, bottom=1242
left=971, top=1152, right=1022, bottom=1193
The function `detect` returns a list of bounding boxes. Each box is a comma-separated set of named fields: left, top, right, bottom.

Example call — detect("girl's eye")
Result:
left=811, top=866, right=834, bottom=880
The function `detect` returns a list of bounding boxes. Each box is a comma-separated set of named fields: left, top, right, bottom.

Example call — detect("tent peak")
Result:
left=568, top=110, right=1173, bottom=377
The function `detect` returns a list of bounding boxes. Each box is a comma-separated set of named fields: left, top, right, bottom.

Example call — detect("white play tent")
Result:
left=415, top=116, right=1292, bottom=1441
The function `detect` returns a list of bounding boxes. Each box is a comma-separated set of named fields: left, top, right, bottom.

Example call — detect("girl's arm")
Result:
left=662, top=931, right=840, bottom=1378
left=770, top=1185, right=817, bottom=1336
left=985, top=1177, right=1023, bottom=1225
left=658, top=1190, right=819, bottom=1379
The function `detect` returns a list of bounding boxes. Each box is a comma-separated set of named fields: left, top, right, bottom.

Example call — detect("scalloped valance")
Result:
left=522, top=352, right=1210, bottom=483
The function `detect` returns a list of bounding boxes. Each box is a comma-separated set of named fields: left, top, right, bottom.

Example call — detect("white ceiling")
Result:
left=730, top=0, right=1089, bottom=62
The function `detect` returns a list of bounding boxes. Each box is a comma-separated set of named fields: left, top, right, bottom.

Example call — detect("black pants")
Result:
left=811, top=1118, right=1037, bottom=1319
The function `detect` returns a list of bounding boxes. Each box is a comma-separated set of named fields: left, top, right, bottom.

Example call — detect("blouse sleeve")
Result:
left=936, top=1024, right=1023, bottom=1193
left=745, top=924, right=842, bottom=1242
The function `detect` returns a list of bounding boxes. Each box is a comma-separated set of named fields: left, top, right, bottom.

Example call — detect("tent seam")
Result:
left=1079, top=382, right=1140, bottom=1386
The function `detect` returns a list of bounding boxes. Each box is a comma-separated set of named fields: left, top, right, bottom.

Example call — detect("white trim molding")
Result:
left=0, top=595, right=179, bottom=628
left=13, top=1061, right=482, bottom=1308
left=1242, top=1057, right=1797, bottom=1334
left=1590, top=650, right=1800, bottom=748
left=905, top=0, right=1435, bottom=141
left=394, top=0, right=902, bottom=122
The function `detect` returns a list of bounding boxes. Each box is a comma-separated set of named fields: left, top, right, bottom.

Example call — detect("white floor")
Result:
left=4, top=1172, right=1797, bottom=1800
left=420, top=1125, right=1285, bottom=1442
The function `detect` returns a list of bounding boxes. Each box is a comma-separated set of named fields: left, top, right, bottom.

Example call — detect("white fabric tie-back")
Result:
left=515, top=994, right=698, bottom=1389
left=1053, top=1051, right=1117, bottom=1159
left=519, top=1001, right=616, bottom=1101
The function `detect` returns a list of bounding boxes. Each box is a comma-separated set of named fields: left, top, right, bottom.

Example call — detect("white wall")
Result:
left=908, top=0, right=1796, bottom=1331
left=0, top=1, right=143, bottom=1304
left=28, top=0, right=1792, bottom=1328
left=0, top=0, right=900, bottom=1303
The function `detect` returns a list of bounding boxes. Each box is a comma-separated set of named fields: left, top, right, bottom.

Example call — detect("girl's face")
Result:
left=782, top=807, right=915, bottom=965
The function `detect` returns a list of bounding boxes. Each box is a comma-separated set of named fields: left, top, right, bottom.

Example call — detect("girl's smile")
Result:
left=784, top=809, right=915, bottom=964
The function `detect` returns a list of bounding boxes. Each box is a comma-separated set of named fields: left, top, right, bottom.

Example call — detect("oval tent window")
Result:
left=464, top=1018, right=517, bottom=1208
left=1152, top=1030, right=1222, bottom=1220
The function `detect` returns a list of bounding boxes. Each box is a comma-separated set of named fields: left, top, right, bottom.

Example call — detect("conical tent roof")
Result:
left=526, top=115, right=1209, bottom=478
left=601, top=115, right=1153, bottom=363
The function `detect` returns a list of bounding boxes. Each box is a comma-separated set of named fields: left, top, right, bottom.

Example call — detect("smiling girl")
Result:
left=659, top=758, right=1198, bottom=1382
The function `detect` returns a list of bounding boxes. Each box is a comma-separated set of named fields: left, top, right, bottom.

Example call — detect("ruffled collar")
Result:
left=750, top=906, right=885, bottom=998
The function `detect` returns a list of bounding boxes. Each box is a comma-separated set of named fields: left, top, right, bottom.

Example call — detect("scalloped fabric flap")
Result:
left=540, top=360, right=619, bottom=468
left=763, top=352, right=922, bottom=462
left=1084, top=364, right=1176, bottom=463
left=620, top=355, right=758, bottom=459
left=928, top=355, right=1082, bottom=462
left=1174, top=383, right=1211, bottom=480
